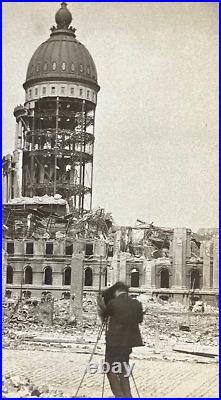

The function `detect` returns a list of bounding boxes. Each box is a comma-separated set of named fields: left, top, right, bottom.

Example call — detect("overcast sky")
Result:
left=2, top=2, right=218, bottom=231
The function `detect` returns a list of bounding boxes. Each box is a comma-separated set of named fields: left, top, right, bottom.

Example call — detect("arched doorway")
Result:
left=190, top=269, right=200, bottom=289
left=6, top=266, right=13, bottom=284
left=84, top=267, right=93, bottom=286
left=24, top=266, right=33, bottom=284
left=64, top=267, right=71, bottom=285
left=43, top=266, right=52, bottom=285
left=131, top=269, right=140, bottom=288
left=160, top=268, right=169, bottom=288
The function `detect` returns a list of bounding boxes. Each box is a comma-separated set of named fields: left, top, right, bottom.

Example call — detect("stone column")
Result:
left=14, top=122, right=19, bottom=150
left=172, top=228, right=188, bottom=288
left=13, top=149, right=23, bottom=198
left=212, top=236, right=219, bottom=289
left=70, top=253, right=84, bottom=322
left=111, top=254, right=119, bottom=283
left=113, top=230, right=121, bottom=255
left=151, top=260, right=156, bottom=288
left=119, top=252, right=127, bottom=282
left=202, top=241, right=211, bottom=289
left=142, top=259, right=152, bottom=289
left=2, top=249, right=7, bottom=299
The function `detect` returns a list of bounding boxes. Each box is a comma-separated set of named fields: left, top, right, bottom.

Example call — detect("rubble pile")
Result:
left=137, top=295, right=218, bottom=348
left=3, top=200, right=113, bottom=240
left=136, top=293, right=218, bottom=315
left=3, top=296, right=97, bottom=336
left=3, top=293, right=218, bottom=353
left=2, top=374, right=64, bottom=398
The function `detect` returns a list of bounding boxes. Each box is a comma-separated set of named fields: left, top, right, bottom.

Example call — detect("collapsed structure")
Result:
left=2, top=3, right=218, bottom=308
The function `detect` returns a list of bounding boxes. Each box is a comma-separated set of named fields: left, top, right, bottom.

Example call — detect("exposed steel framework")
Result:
left=16, top=96, right=95, bottom=216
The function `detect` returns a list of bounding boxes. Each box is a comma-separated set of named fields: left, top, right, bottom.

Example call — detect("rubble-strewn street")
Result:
left=3, top=294, right=218, bottom=398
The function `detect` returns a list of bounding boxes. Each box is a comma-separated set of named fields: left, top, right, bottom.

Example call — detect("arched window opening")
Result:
left=84, top=267, right=93, bottom=286
left=160, top=269, right=170, bottom=288
left=190, top=270, right=200, bottom=289
left=131, top=268, right=140, bottom=288
left=24, top=266, right=33, bottom=284
left=6, top=290, right=12, bottom=299
left=64, top=267, right=71, bottom=285
left=43, top=267, right=52, bottom=285
left=6, top=266, right=13, bottom=284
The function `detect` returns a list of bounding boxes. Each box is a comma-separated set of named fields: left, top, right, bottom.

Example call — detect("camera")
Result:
left=101, top=285, right=115, bottom=306
left=101, top=282, right=129, bottom=306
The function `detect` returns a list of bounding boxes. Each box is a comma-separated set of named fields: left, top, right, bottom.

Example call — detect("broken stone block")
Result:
left=9, top=375, right=22, bottom=388
left=31, top=389, right=41, bottom=397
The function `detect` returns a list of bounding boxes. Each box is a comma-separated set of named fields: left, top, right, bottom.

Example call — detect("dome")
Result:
left=24, top=3, right=99, bottom=91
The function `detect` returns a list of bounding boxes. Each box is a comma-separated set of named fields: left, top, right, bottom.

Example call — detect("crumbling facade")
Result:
left=4, top=208, right=219, bottom=306
left=2, top=3, right=219, bottom=307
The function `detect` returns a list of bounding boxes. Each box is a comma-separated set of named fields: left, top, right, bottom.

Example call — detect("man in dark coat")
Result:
left=97, top=281, right=143, bottom=398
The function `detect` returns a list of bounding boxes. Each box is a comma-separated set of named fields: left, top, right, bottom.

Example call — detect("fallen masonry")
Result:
left=3, top=374, right=64, bottom=398
left=3, top=294, right=218, bottom=351
left=3, top=293, right=218, bottom=397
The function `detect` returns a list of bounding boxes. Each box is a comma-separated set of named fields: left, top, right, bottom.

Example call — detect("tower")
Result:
left=13, top=2, right=100, bottom=215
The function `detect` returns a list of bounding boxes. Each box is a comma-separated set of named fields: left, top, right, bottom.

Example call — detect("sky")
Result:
left=2, top=2, right=218, bottom=231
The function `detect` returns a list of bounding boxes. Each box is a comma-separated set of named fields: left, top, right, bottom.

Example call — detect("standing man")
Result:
left=97, top=281, right=144, bottom=398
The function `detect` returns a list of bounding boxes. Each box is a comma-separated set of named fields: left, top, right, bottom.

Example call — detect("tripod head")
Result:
left=101, top=282, right=129, bottom=306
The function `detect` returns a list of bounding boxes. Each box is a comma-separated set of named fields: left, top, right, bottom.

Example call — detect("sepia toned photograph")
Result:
left=2, top=2, right=219, bottom=398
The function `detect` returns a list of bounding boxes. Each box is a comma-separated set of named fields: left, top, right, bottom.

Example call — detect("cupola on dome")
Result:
left=23, top=2, right=99, bottom=91
left=55, top=1, right=72, bottom=29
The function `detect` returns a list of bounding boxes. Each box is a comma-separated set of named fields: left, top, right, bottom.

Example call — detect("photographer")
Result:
left=97, top=282, right=144, bottom=398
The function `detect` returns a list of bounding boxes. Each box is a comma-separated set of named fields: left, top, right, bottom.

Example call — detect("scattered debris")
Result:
left=173, top=343, right=218, bottom=358
left=2, top=374, right=64, bottom=398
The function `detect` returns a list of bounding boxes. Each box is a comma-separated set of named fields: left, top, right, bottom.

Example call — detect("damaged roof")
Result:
left=7, top=195, right=67, bottom=206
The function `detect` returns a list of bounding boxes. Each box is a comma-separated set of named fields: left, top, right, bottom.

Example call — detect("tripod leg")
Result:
left=131, top=372, right=140, bottom=398
left=74, top=321, right=106, bottom=397
left=102, top=372, right=105, bottom=398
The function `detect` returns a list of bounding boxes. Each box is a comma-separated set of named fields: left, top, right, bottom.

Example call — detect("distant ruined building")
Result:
left=2, top=3, right=219, bottom=306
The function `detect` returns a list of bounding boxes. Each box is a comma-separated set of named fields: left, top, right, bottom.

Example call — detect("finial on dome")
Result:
left=55, top=2, right=72, bottom=30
